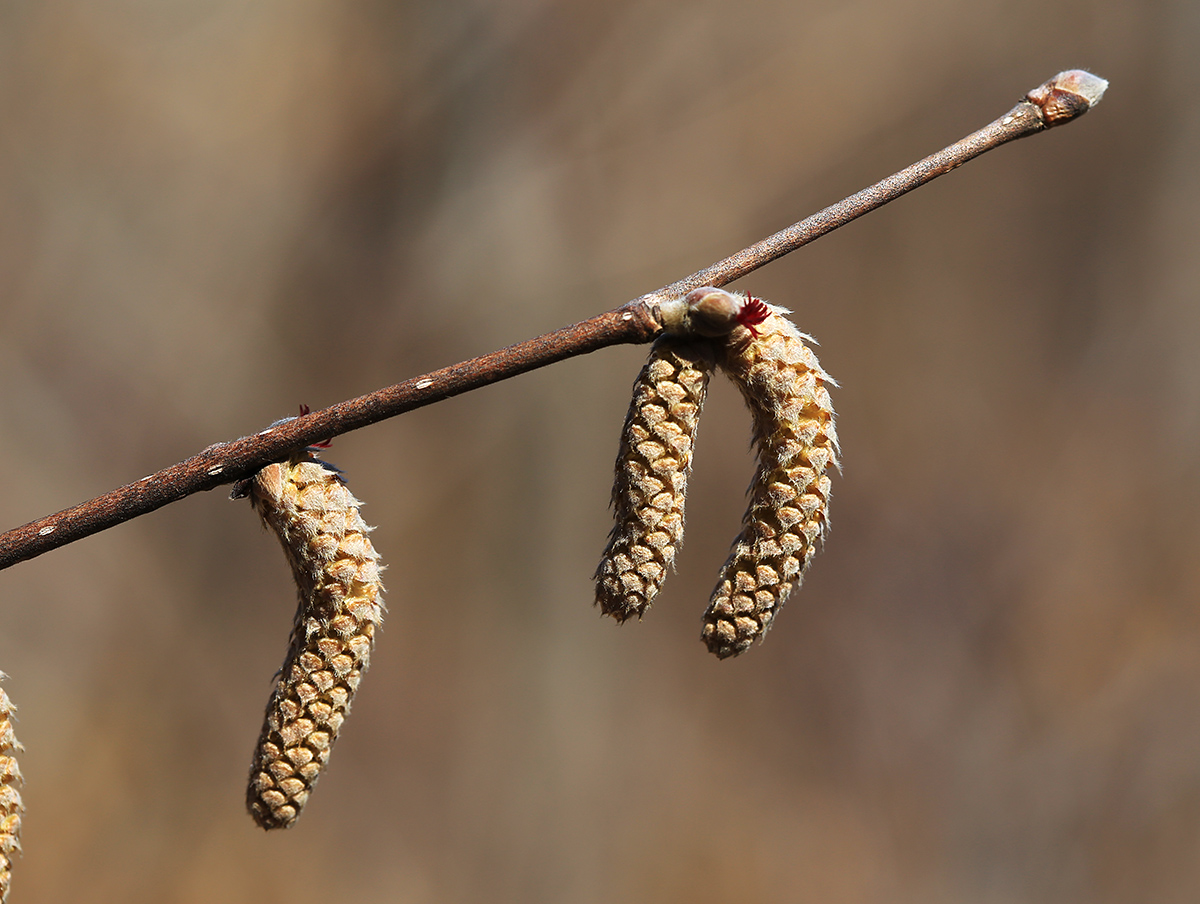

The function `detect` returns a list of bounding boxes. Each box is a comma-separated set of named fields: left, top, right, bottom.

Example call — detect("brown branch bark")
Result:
left=0, top=70, right=1105, bottom=571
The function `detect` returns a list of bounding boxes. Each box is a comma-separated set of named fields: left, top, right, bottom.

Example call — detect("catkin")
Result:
left=238, top=451, right=385, bottom=829
left=0, top=675, right=23, bottom=904
left=702, top=292, right=838, bottom=659
left=596, top=337, right=714, bottom=621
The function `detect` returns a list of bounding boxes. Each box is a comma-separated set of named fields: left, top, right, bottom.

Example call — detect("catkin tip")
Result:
left=243, top=451, right=385, bottom=829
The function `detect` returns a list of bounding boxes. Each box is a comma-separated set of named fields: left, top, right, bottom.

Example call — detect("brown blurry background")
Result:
left=1, top=1, right=1196, bottom=902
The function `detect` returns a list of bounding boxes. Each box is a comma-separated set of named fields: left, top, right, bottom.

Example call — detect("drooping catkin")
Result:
left=596, top=337, right=714, bottom=621
left=236, top=449, right=385, bottom=829
left=0, top=675, right=23, bottom=904
left=699, top=289, right=839, bottom=659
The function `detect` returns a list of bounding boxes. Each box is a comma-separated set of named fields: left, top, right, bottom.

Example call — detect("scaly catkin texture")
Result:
left=0, top=676, right=23, bottom=904
left=239, top=452, right=385, bottom=829
left=596, top=337, right=715, bottom=621
left=703, top=297, right=838, bottom=659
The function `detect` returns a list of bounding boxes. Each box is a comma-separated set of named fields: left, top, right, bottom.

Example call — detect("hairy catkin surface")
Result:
left=241, top=453, right=385, bottom=829
left=0, top=676, right=23, bottom=904
left=596, top=337, right=714, bottom=621
left=703, top=306, right=838, bottom=659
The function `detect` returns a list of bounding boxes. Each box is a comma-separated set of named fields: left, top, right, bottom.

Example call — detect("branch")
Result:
left=0, top=70, right=1106, bottom=571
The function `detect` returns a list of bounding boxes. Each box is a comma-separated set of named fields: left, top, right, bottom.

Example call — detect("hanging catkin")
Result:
left=596, top=337, right=714, bottom=621
left=236, top=447, right=385, bottom=829
left=597, top=287, right=837, bottom=655
left=699, top=289, right=839, bottom=658
left=0, top=675, right=23, bottom=904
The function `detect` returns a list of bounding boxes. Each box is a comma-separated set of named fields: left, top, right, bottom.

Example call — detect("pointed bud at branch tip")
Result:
left=1027, top=69, right=1108, bottom=126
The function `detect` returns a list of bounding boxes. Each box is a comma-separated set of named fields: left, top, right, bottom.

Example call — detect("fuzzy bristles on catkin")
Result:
left=701, top=291, right=838, bottom=659
left=0, top=675, right=23, bottom=904
left=238, top=451, right=385, bottom=829
left=596, top=337, right=714, bottom=621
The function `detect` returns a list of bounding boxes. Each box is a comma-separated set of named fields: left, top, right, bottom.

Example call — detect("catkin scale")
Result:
left=596, top=337, right=714, bottom=621
left=0, top=676, right=22, bottom=904
left=703, top=294, right=838, bottom=658
left=239, top=451, right=384, bottom=829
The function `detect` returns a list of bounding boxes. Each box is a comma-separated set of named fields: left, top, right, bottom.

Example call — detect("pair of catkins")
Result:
left=596, top=286, right=839, bottom=659
left=237, top=286, right=837, bottom=830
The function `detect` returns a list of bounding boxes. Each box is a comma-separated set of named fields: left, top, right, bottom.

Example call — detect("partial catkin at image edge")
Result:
left=0, top=674, right=24, bottom=904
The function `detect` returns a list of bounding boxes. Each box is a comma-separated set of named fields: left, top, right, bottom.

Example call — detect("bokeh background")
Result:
left=1, top=1, right=1197, bottom=902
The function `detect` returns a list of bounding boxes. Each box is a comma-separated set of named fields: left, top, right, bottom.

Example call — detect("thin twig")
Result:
left=0, top=70, right=1106, bottom=571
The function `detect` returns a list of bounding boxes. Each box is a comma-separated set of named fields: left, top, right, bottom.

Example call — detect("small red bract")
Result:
left=737, top=296, right=771, bottom=336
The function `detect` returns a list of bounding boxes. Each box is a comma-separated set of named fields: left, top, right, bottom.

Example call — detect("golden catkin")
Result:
left=238, top=452, right=385, bottom=829
left=596, top=337, right=715, bottom=621
left=0, top=676, right=23, bottom=904
left=703, top=293, right=838, bottom=659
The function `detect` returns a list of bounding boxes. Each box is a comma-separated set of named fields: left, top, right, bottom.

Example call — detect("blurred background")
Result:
left=1, top=1, right=1196, bottom=902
